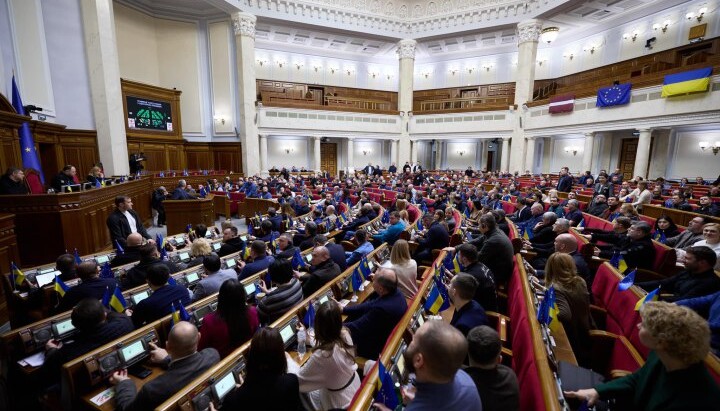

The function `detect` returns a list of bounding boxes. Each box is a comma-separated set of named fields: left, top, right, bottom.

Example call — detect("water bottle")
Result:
left=297, top=328, right=307, bottom=357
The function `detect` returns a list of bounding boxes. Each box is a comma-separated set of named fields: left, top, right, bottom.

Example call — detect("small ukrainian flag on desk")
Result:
left=661, top=67, right=712, bottom=98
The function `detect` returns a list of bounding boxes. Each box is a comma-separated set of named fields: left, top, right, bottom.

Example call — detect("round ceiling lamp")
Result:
left=540, top=27, right=560, bottom=44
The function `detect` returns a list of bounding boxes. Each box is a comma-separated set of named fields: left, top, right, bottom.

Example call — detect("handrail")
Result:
left=417, top=95, right=512, bottom=112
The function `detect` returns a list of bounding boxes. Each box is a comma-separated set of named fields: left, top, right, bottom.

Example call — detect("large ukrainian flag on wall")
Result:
left=661, top=67, right=712, bottom=97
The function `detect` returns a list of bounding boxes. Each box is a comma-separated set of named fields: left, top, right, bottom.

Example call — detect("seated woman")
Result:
left=290, top=300, right=360, bottom=410
left=186, top=238, right=213, bottom=268
left=383, top=239, right=418, bottom=299
left=545, top=253, right=593, bottom=367
left=198, top=279, right=259, bottom=358
left=652, top=215, right=680, bottom=243
left=619, top=203, right=641, bottom=221
left=216, top=328, right=301, bottom=410
left=86, top=166, right=104, bottom=185
left=565, top=301, right=720, bottom=409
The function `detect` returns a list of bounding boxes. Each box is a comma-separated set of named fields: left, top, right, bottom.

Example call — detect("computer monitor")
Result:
left=244, top=282, right=256, bottom=297
left=62, top=184, right=81, bottom=193
left=225, top=258, right=236, bottom=269
left=36, top=271, right=60, bottom=288
left=305, top=253, right=313, bottom=263
left=185, top=272, right=200, bottom=283
left=193, top=304, right=213, bottom=325
left=52, top=318, right=76, bottom=339
left=178, top=252, right=190, bottom=262
left=279, top=322, right=296, bottom=346
left=212, top=242, right=221, bottom=251
left=367, top=260, right=375, bottom=271
left=95, top=255, right=110, bottom=265
left=130, top=290, right=150, bottom=305
left=175, top=236, right=186, bottom=246
left=81, top=182, right=93, bottom=191
left=205, top=231, right=213, bottom=239
left=38, top=267, right=55, bottom=275
left=119, top=339, right=146, bottom=365
left=318, top=294, right=330, bottom=305
left=212, top=371, right=237, bottom=402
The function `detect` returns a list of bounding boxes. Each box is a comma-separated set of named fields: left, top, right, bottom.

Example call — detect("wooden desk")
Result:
left=81, top=362, right=165, bottom=411
left=642, top=203, right=720, bottom=226
left=164, top=195, right=216, bottom=236
left=549, top=323, right=578, bottom=366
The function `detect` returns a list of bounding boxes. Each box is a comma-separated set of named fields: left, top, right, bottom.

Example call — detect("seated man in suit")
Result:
left=274, top=233, right=297, bottom=259
left=267, top=207, right=283, bottom=231
left=121, top=243, right=180, bottom=290
left=55, top=253, right=79, bottom=281
left=564, top=199, right=584, bottom=227
left=449, top=273, right=488, bottom=336
left=237, top=240, right=274, bottom=281
left=130, top=264, right=192, bottom=328
left=293, top=221, right=318, bottom=251
left=0, top=167, right=28, bottom=195
left=372, top=211, right=405, bottom=247
left=217, top=225, right=246, bottom=257
left=345, top=229, right=374, bottom=267
left=451, top=243, right=498, bottom=312
left=343, top=267, right=407, bottom=359
left=295, top=246, right=341, bottom=297
left=192, top=253, right=237, bottom=301
left=42, top=298, right=133, bottom=389
left=111, top=321, right=219, bottom=411
left=340, top=205, right=371, bottom=240
left=57, top=261, right=118, bottom=313
left=468, top=214, right=514, bottom=284
left=412, top=213, right=450, bottom=264
left=107, top=195, right=151, bottom=251
left=638, top=246, right=720, bottom=302
left=110, top=233, right=145, bottom=268
left=530, top=233, right=591, bottom=286
left=465, top=326, right=520, bottom=411
left=313, top=234, right=347, bottom=271
left=51, top=165, right=76, bottom=192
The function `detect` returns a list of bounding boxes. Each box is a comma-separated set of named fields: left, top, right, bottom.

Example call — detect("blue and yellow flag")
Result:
left=635, top=287, right=660, bottom=311
left=10, top=262, right=25, bottom=287
left=54, top=276, right=70, bottom=297
left=74, top=249, right=82, bottom=265
left=171, top=303, right=180, bottom=326
left=359, top=256, right=372, bottom=279
left=610, top=252, right=628, bottom=273
left=350, top=266, right=364, bottom=293
left=303, top=302, right=316, bottom=329
left=114, top=240, right=124, bottom=255
left=375, top=359, right=400, bottom=409
left=537, top=286, right=560, bottom=332
left=292, top=248, right=308, bottom=270
left=661, top=67, right=712, bottom=97
left=618, top=269, right=636, bottom=291
left=109, top=286, right=127, bottom=313
left=270, top=232, right=279, bottom=251
left=424, top=275, right=450, bottom=314
left=156, top=234, right=166, bottom=251
left=652, top=231, right=667, bottom=244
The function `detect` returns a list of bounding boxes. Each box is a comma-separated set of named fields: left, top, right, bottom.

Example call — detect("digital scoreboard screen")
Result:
left=126, top=96, right=173, bottom=131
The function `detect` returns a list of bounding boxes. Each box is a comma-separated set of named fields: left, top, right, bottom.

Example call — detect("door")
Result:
left=320, top=143, right=337, bottom=176
left=486, top=151, right=495, bottom=172
left=618, top=138, right=638, bottom=180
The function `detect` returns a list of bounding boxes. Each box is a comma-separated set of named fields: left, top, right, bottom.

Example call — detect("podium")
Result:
left=164, top=194, right=216, bottom=235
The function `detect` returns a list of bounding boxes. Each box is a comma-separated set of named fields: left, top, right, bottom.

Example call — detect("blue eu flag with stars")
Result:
left=11, top=76, right=44, bottom=183
left=596, top=83, right=632, bottom=108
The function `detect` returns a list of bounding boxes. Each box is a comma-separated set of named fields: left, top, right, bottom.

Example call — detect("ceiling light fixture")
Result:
left=540, top=27, right=560, bottom=44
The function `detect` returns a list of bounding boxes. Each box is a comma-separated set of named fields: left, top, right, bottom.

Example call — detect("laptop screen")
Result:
left=185, top=272, right=199, bottom=283
left=120, top=339, right=145, bottom=364
left=225, top=259, right=236, bottom=268
left=36, top=271, right=60, bottom=288
left=244, top=282, right=256, bottom=296
left=53, top=318, right=75, bottom=338
left=212, top=372, right=236, bottom=401
left=131, top=290, right=150, bottom=305
left=95, top=255, right=110, bottom=265
left=178, top=252, right=190, bottom=262
left=213, top=243, right=221, bottom=251
left=280, top=323, right=294, bottom=343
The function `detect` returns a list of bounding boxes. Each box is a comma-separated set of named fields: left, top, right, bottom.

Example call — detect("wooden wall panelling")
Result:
left=211, top=143, right=242, bottom=174
left=0, top=213, right=19, bottom=324
left=185, top=143, right=212, bottom=170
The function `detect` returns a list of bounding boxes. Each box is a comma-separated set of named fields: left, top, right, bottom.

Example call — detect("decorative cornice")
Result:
left=232, top=12, right=257, bottom=38
left=397, top=39, right=418, bottom=59
left=516, top=19, right=543, bottom=44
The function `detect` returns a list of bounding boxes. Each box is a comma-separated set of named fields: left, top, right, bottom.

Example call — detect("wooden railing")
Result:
left=415, top=95, right=513, bottom=113
left=325, top=96, right=394, bottom=111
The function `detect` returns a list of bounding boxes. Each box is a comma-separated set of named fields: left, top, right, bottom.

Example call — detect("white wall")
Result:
left=445, top=141, right=478, bottom=169
left=668, top=130, right=720, bottom=180
left=115, top=4, right=160, bottom=85
left=209, top=21, right=235, bottom=135
left=550, top=136, right=584, bottom=173
left=267, top=136, right=311, bottom=170
left=354, top=139, right=387, bottom=168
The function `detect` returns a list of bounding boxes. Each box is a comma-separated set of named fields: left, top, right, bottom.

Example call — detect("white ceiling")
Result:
left=114, top=0, right=701, bottom=60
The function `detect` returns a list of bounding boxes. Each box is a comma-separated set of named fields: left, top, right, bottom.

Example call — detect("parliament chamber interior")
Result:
left=1, top=0, right=720, bottom=410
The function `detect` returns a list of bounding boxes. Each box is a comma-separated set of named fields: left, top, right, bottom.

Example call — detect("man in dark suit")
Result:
left=121, top=243, right=180, bottom=290
left=340, top=207, right=371, bottom=240
left=111, top=321, right=219, bottom=411
left=110, top=233, right=145, bottom=267
left=411, top=162, right=423, bottom=173
left=293, top=221, right=318, bottom=251
left=274, top=233, right=297, bottom=259
left=343, top=267, right=407, bottom=359
left=0, top=167, right=28, bottom=195
left=413, top=213, right=450, bottom=264
left=313, top=235, right=347, bottom=271
left=42, top=299, right=133, bottom=389
left=296, top=246, right=340, bottom=297
left=454, top=244, right=497, bottom=312
left=556, top=167, right=574, bottom=193
left=637, top=246, right=720, bottom=302
left=388, top=163, right=397, bottom=174
left=509, top=198, right=532, bottom=223
left=402, top=162, right=411, bottom=173
left=130, top=264, right=192, bottom=328
left=237, top=241, right=274, bottom=280
left=107, top=195, right=152, bottom=251
left=468, top=214, right=514, bottom=284
left=267, top=207, right=283, bottom=231
left=449, top=273, right=488, bottom=336
left=373, top=165, right=383, bottom=177
left=169, top=180, right=197, bottom=200
left=57, top=261, right=118, bottom=313
left=217, top=226, right=246, bottom=257
left=363, top=163, right=375, bottom=175
left=51, top=165, right=76, bottom=192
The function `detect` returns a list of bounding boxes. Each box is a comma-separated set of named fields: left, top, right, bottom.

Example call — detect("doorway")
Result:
left=320, top=143, right=337, bottom=176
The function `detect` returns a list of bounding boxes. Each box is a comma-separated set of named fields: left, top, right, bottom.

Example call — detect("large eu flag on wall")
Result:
left=11, top=76, right=44, bottom=183
left=596, top=83, right=632, bottom=107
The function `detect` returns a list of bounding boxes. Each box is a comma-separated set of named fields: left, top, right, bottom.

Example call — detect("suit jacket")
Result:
left=121, top=259, right=180, bottom=290
left=57, top=277, right=119, bottom=313
left=110, top=246, right=142, bottom=267
left=638, top=269, right=720, bottom=302
left=462, top=262, right=498, bottom=312
left=218, top=237, right=246, bottom=258
left=530, top=224, right=557, bottom=247
left=325, top=242, right=348, bottom=271
left=388, top=165, right=397, bottom=173
left=416, top=221, right=450, bottom=253
left=131, top=284, right=192, bottom=328
left=301, top=259, right=341, bottom=297
left=115, top=348, right=220, bottom=411
left=450, top=300, right=488, bottom=336
left=511, top=206, right=532, bottom=223
left=344, top=290, right=407, bottom=359
left=469, top=228, right=514, bottom=283
left=170, top=188, right=195, bottom=200
left=51, top=172, right=75, bottom=192
left=268, top=215, right=283, bottom=231
left=344, top=214, right=370, bottom=231
left=557, top=175, right=574, bottom=193
left=618, top=237, right=656, bottom=273
left=238, top=255, right=274, bottom=280
left=107, top=209, right=151, bottom=249
left=192, top=269, right=237, bottom=301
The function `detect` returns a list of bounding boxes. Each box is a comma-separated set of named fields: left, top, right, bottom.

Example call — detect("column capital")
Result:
left=584, top=131, right=594, bottom=138
left=526, top=136, right=536, bottom=141
left=232, top=12, right=256, bottom=38
left=396, top=39, right=418, bottom=59
left=636, top=128, right=652, bottom=133
left=258, top=134, right=268, bottom=139
left=517, top=19, right=543, bottom=44
left=346, top=136, right=355, bottom=141
left=312, top=135, right=322, bottom=141
left=502, top=137, right=511, bottom=141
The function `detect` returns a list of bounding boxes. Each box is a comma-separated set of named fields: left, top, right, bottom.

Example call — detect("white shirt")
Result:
left=123, top=210, right=137, bottom=233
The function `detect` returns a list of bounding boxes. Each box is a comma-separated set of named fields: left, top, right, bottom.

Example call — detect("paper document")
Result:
left=89, top=388, right=115, bottom=406
left=19, top=351, right=45, bottom=367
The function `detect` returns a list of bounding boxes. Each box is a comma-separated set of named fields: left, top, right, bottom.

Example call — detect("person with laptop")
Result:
left=41, top=298, right=133, bottom=390
left=56, top=261, right=118, bottom=313
left=111, top=321, right=219, bottom=411
left=192, top=254, right=237, bottom=302
left=129, top=264, right=192, bottom=328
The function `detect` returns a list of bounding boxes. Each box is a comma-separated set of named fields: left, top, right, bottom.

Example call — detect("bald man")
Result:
left=374, top=320, right=482, bottom=411
left=111, top=321, right=219, bottom=411
left=343, top=267, right=407, bottom=359
left=532, top=233, right=591, bottom=285
left=295, top=246, right=341, bottom=297
left=110, top=233, right=146, bottom=267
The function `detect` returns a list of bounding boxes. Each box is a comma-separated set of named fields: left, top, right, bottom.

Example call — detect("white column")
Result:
left=649, top=128, right=672, bottom=179
left=313, top=136, right=322, bottom=172
left=479, top=141, right=488, bottom=171
left=233, top=12, right=260, bottom=176
left=410, top=139, right=418, bottom=164
left=500, top=137, right=511, bottom=172
left=581, top=132, right=595, bottom=172
left=346, top=137, right=355, bottom=173
left=509, top=20, right=542, bottom=174
left=79, top=0, right=129, bottom=175
left=633, top=128, right=652, bottom=179
left=397, top=39, right=416, bottom=165
left=390, top=139, right=399, bottom=169
left=434, top=140, right=443, bottom=170
left=525, top=136, right=536, bottom=174
left=259, top=134, right=268, bottom=174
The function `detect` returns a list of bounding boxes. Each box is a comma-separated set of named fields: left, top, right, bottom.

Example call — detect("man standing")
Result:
left=373, top=320, right=482, bottom=411
left=107, top=195, right=151, bottom=250
left=169, top=180, right=196, bottom=200
left=343, top=267, right=407, bottom=359
left=556, top=167, right=573, bottom=193
left=0, top=167, right=28, bottom=194
left=388, top=163, right=397, bottom=174
left=111, top=322, right=219, bottom=411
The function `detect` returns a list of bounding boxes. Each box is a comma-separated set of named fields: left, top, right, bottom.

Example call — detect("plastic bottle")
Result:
left=297, top=328, right=307, bottom=356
